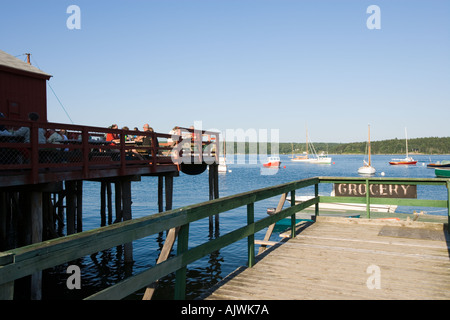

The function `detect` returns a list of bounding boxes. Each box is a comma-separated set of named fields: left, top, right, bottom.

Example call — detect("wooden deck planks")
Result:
left=205, top=217, right=450, bottom=300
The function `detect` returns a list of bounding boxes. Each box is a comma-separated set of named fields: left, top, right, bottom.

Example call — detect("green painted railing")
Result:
left=0, top=176, right=449, bottom=300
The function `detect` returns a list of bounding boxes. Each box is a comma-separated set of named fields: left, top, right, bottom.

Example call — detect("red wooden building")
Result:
left=0, top=50, right=52, bottom=121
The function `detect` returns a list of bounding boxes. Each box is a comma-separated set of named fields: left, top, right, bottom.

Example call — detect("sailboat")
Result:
left=291, top=127, right=312, bottom=162
left=291, top=126, right=332, bottom=164
left=358, top=125, right=376, bottom=175
left=389, top=128, right=417, bottom=165
left=218, top=139, right=227, bottom=173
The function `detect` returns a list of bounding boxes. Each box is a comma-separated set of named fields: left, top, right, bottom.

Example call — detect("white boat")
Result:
left=218, top=157, right=227, bottom=172
left=291, top=126, right=332, bottom=164
left=218, top=138, right=227, bottom=173
left=287, top=195, right=397, bottom=213
left=389, top=128, right=417, bottom=165
left=358, top=125, right=376, bottom=175
left=313, top=152, right=332, bottom=164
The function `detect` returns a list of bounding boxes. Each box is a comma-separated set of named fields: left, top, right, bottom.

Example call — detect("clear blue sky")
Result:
left=2, top=0, right=449, bottom=143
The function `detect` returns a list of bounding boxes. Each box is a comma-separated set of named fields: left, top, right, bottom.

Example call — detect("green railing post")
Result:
left=365, top=179, right=370, bottom=219
left=291, top=190, right=296, bottom=238
left=315, top=183, right=319, bottom=217
left=247, top=203, right=255, bottom=268
left=174, top=223, right=189, bottom=300
left=447, top=181, right=450, bottom=233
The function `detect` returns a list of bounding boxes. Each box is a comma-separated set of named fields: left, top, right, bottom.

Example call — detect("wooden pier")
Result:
left=205, top=216, right=450, bottom=300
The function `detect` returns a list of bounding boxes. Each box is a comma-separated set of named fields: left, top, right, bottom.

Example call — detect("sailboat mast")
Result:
left=405, top=127, right=409, bottom=158
left=368, top=124, right=371, bottom=166
left=306, top=125, right=309, bottom=156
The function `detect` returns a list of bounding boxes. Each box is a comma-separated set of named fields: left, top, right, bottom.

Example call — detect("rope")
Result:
left=30, top=55, right=75, bottom=124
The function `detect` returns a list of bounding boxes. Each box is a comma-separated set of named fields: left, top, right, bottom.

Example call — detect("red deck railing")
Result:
left=0, top=120, right=219, bottom=187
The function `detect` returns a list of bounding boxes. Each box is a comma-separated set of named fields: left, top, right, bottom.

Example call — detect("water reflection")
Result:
left=42, top=223, right=226, bottom=300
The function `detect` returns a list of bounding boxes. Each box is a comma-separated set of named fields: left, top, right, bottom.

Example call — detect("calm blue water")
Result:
left=43, top=154, right=450, bottom=300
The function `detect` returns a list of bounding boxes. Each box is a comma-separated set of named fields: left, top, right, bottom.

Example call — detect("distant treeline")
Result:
left=225, top=137, right=450, bottom=155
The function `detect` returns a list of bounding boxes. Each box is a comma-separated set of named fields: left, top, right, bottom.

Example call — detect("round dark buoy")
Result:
left=180, top=163, right=207, bottom=175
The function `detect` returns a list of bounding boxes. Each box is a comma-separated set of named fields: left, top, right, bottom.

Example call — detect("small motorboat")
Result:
left=263, top=156, right=281, bottom=168
left=427, top=160, right=450, bottom=168
left=435, top=168, right=450, bottom=178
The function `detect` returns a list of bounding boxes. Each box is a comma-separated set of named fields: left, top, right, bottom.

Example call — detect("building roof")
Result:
left=0, top=49, right=52, bottom=79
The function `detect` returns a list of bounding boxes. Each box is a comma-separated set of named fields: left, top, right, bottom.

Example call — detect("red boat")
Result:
left=390, top=128, right=417, bottom=165
left=263, top=156, right=281, bottom=168
left=389, top=157, right=417, bottom=165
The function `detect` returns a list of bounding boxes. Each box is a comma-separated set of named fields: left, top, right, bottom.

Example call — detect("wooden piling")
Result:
left=208, top=164, right=219, bottom=232
left=114, top=181, right=122, bottom=223
left=65, top=181, right=77, bottom=235
left=121, top=178, right=133, bottom=263
left=165, top=175, right=173, bottom=212
left=100, top=181, right=107, bottom=226
left=30, top=190, right=42, bottom=300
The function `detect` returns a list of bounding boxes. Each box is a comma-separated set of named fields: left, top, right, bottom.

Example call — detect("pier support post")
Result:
left=30, top=190, right=42, bottom=300
left=0, top=192, right=8, bottom=251
left=114, top=181, right=122, bottom=223
left=100, top=181, right=107, bottom=226
left=65, top=181, right=77, bottom=235
left=157, top=173, right=174, bottom=213
left=165, top=175, right=173, bottom=212
left=122, top=178, right=133, bottom=263
left=100, top=181, right=114, bottom=226
left=76, top=181, right=83, bottom=232
left=208, top=164, right=219, bottom=233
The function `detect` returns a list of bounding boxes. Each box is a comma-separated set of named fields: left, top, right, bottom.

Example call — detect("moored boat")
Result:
left=291, top=153, right=311, bottom=162
left=427, top=160, right=450, bottom=168
left=312, top=152, right=332, bottom=164
left=435, top=168, right=450, bottom=178
left=389, top=128, right=417, bottom=165
left=358, top=124, right=376, bottom=175
left=263, top=156, right=281, bottom=168
left=389, top=157, right=418, bottom=165
left=218, top=157, right=227, bottom=172
left=291, top=125, right=332, bottom=164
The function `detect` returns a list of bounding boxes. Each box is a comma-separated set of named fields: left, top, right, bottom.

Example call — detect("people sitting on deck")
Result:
left=168, top=126, right=180, bottom=145
left=47, top=129, right=63, bottom=144
left=9, top=112, right=46, bottom=162
left=133, top=127, right=139, bottom=140
left=135, top=123, right=151, bottom=143
left=12, top=112, right=46, bottom=143
left=106, top=124, right=119, bottom=144
left=121, top=126, right=133, bottom=141
left=134, top=124, right=158, bottom=159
